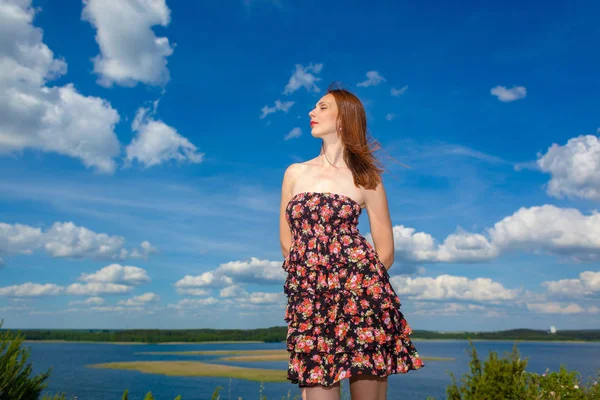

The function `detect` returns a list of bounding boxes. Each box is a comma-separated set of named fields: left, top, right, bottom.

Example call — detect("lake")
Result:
left=27, top=340, right=600, bottom=400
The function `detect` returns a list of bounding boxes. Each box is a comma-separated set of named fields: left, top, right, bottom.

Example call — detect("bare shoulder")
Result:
left=281, top=163, right=307, bottom=193
left=282, top=162, right=306, bottom=182
left=361, top=178, right=389, bottom=209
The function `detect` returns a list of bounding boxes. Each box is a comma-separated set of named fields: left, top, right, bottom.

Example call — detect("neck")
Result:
left=320, top=136, right=346, bottom=169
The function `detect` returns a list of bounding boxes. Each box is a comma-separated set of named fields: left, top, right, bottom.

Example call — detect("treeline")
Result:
left=19, top=326, right=288, bottom=343
left=13, top=326, right=600, bottom=343
left=413, top=328, right=600, bottom=341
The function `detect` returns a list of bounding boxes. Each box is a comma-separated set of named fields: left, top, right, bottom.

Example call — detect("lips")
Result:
left=310, top=121, right=318, bottom=126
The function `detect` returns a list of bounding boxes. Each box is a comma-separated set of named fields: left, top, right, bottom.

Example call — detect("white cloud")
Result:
left=78, top=264, right=151, bottom=285
left=91, top=306, right=143, bottom=313
left=284, top=127, right=302, bottom=141
left=260, top=99, right=294, bottom=119
left=283, top=63, right=323, bottom=95
left=176, top=288, right=211, bottom=296
left=489, top=205, right=600, bottom=262
left=118, top=292, right=160, bottom=306
left=490, top=85, right=527, bottom=102
left=129, top=241, right=158, bottom=259
left=357, top=71, right=386, bottom=88
left=391, top=86, right=408, bottom=96
left=0, top=221, right=155, bottom=264
left=247, top=291, right=284, bottom=305
left=413, top=302, right=489, bottom=317
left=81, top=0, right=174, bottom=87
left=390, top=274, right=518, bottom=301
left=542, top=271, right=600, bottom=297
left=0, top=0, right=121, bottom=173
left=213, top=257, right=286, bottom=284
left=0, top=282, right=63, bottom=297
left=167, top=297, right=219, bottom=310
left=220, top=285, right=247, bottom=298
left=125, top=105, right=204, bottom=168
left=175, top=257, right=284, bottom=292
left=175, top=271, right=233, bottom=290
left=370, top=225, right=498, bottom=264
left=436, top=231, right=500, bottom=263
left=365, top=203, right=600, bottom=266
left=526, top=302, right=585, bottom=314
left=537, top=134, right=600, bottom=200
left=44, top=222, right=127, bottom=259
left=0, top=223, right=43, bottom=259
left=68, top=296, right=105, bottom=306
left=66, top=282, right=132, bottom=295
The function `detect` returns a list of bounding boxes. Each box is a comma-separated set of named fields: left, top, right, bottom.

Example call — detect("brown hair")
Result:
left=327, top=83, right=406, bottom=190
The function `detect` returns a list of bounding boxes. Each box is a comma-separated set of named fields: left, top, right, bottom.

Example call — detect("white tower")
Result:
left=550, top=325, right=557, bottom=334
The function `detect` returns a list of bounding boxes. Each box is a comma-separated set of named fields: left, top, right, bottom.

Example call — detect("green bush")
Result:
left=0, top=319, right=52, bottom=400
left=444, top=340, right=600, bottom=400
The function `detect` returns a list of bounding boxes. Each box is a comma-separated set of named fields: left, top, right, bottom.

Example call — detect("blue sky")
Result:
left=1, top=0, right=599, bottom=331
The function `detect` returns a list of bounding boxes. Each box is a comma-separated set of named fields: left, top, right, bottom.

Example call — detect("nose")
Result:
left=308, top=108, right=315, bottom=118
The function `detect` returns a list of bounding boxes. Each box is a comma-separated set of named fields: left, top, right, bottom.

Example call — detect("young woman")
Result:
left=280, top=85, right=423, bottom=400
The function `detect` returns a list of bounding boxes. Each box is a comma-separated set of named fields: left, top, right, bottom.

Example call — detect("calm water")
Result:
left=27, top=340, right=600, bottom=400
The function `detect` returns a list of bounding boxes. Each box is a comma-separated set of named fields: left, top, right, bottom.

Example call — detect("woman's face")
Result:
left=308, top=94, right=339, bottom=138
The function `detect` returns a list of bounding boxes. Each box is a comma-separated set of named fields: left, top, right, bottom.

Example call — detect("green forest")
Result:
left=14, top=327, right=600, bottom=343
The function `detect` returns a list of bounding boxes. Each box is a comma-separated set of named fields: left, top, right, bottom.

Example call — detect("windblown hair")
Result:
left=327, top=83, right=385, bottom=190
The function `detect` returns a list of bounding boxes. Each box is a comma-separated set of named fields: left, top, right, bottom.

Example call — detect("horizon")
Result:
left=1, top=0, right=599, bottom=331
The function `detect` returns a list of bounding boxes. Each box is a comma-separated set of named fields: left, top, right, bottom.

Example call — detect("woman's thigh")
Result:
left=349, top=375, right=388, bottom=400
left=301, top=382, right=341, bottom=400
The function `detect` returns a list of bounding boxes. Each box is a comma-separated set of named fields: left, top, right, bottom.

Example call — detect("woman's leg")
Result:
left=349, top=375, right=388, bottom=400
left=302, top=382, right=341, bottom=400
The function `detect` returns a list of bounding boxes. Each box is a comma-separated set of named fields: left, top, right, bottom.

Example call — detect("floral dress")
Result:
left=282, top=192, right=424, bottom=387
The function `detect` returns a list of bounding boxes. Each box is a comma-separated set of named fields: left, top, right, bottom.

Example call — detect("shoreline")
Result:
left=24, top=339, right=599, bottom=345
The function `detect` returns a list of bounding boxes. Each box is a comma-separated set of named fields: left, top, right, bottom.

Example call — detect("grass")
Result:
left=88, top=360, right=288, bottom=382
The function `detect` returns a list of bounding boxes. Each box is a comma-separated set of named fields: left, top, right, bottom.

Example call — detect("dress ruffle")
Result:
left=283, top=192, right=424, bottom=387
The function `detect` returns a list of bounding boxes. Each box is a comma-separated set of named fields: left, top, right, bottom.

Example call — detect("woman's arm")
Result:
left=279, top=164, right=299, bottom=258
left=363, top=180, right=395, bottom=270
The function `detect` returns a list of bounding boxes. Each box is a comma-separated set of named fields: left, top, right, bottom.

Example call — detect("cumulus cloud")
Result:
left=368, top=225, right=499, bottom=265
left=118, top=292, right=160, bottom=306
left=536, top=133, right=600, bottom=200
left=542, top=271, right=600, bottom=297
left=283, top=63, right=323, bottom=95
left=66, top=282, right=132, bottom=296
left=68, top=296, right=105, bottom=306
left=0, top=282, right=63, bottom=297
left=260, top=99, right=294, bottom=119
left=284, top=127, right=302, bottom=141
left=413, top=302, right=490, bottom=317
left=0, top=0, right=121, bottom=173
left=0, top=221, right=156, bottom=264
left=390, top=274, right=518, bottom=302
left=526, top=302, right=586, bottom=314
left=391, top=86, right=408, bottom=96
left=129, top=241, right=158, bottom=259
left=125, top=104, right=204, bottom=168
left=220, top=284, right=247, bottom=298
left=78, top=264, right=151, bottom=285
left=175, top=272, right=234, bottom=291
left=167, top=297, right=219, bottom=310
left=490, top=85, right=527, bottom=102
left=82, top=0, right=174, bottom=87
left=175, top=257, right=285, bottom=294
left=357, top=71, right=386, bottom=87
left=366, top=203, right=600, bottom=265
left=489, top=205, right=600, bottom=262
